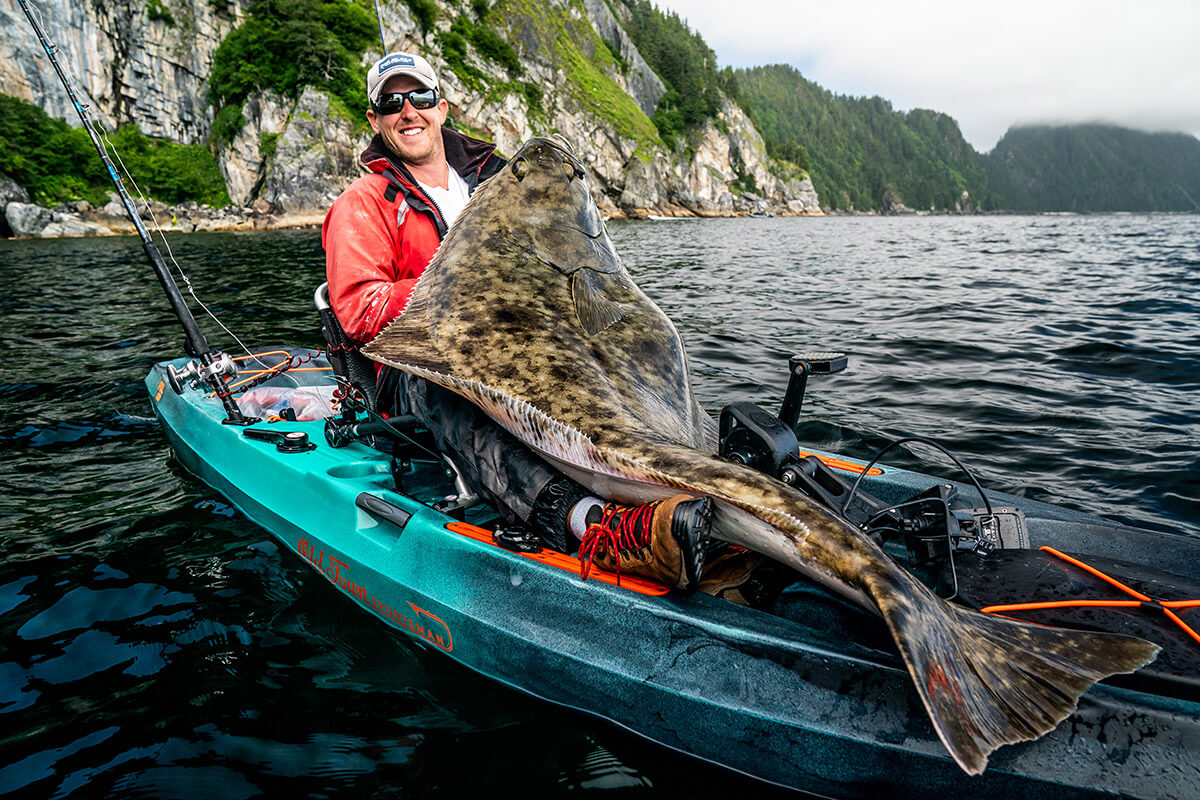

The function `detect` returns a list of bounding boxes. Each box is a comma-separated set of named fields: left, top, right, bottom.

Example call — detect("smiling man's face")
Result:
left=367, top=74, right=449, bottom=169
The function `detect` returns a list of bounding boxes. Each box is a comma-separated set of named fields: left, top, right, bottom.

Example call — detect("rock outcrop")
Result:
left=0, top=0, right=821, bottom=235
left=257, top=89, right=372, bottom=219
left=218, top=91, right=291, bottom=208
left=0, top=0, right=243, bottom=143
left=4, top=201, right=114, bottom=237
left=583, top=0, right=665, bottom=118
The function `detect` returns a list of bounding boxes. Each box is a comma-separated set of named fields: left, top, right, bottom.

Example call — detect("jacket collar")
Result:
left=360, top=129, right=498, bottom=183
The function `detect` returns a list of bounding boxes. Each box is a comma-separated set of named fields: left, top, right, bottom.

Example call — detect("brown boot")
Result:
left=697, top=547, right=762, bottom=604
left=579, top=495, right=712, bottom=590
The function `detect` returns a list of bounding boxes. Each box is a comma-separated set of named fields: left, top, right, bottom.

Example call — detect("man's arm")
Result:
left=322, top=175, right=422, bottom=345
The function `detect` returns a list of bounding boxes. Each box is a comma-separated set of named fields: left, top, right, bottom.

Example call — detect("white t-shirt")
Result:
left=418, top=168, right=470, bottom=228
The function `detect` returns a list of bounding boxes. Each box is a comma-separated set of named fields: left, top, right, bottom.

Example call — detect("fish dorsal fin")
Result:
left=362, top=294, right=453, bottom=375
left=571, top=269, right=628, bottom=336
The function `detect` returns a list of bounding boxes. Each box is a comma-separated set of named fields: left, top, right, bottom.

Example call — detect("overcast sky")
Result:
left=650, top=0, right=1200, bottom=153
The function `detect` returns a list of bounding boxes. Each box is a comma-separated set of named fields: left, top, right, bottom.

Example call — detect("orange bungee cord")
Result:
left=981, top=546, right=1200, bottom=646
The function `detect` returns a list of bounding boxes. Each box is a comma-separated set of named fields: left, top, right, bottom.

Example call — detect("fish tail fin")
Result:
left=876, top=574, right=1160, bottom=775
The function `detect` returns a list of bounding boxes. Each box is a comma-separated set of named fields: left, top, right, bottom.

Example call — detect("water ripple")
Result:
left=1, top=217, right=1197, bottom=797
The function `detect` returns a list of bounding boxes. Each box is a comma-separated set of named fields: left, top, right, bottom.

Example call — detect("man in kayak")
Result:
left=322, top=51, right=712, bottom=590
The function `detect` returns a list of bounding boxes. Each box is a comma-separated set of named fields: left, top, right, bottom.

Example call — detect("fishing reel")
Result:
left=165, top=352, right=237, bottom=394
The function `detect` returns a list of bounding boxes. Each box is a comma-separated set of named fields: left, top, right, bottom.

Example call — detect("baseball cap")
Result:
left=367, top=52, right=439, bottom=105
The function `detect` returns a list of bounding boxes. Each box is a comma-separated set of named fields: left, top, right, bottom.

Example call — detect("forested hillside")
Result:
left=0, top=94, right=229, bottom=207
left=984, top=125, right=1200, bottom=212
left=613, top=0, right=732, bottom=148
left=4, top=0, right=1198, bottom=221
left=734, top=64, right=992, bottom=212
left=733, top=63, right=1200, bottom=213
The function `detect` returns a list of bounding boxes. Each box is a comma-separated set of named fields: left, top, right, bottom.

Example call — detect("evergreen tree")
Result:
left=985, top=125, right=1200, bottom=212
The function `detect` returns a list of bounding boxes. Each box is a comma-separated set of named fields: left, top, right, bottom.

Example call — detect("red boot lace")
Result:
left=578, top=500, right=661, bottom=584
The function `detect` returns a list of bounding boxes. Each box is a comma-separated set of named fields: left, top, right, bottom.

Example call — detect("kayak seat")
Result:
left=314, top=283, right=483, bottom=517
left=315, top=282, right=379, bottom=414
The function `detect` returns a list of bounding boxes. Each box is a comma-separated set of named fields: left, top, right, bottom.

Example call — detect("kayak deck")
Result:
left=145, top=353, right=1200, bottom=799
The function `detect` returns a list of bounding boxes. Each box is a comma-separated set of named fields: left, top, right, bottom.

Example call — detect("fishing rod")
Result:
left=372, top=0, right=387, bottom=52
left=17, top=0, right=254, bottom=425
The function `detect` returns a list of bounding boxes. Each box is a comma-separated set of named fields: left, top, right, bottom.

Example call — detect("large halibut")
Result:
left=364, top=137, right=1158, bottom=775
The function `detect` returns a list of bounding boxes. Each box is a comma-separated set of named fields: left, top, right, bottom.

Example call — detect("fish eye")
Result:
left=511, top=158, right=528, bottom=181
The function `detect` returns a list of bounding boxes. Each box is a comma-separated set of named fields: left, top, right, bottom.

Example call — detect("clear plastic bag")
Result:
left=235, top=385, right=338, bottom=421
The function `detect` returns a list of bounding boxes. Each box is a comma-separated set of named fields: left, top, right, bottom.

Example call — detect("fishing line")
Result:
left=21, top=0, right=299, bottom=391
left=94, top=111, right=285, bottom=381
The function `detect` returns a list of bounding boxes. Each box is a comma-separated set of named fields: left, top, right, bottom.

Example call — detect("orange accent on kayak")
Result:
left=981, top=546, right=1200, bottom=647
left=797, top=450, right=884, bottom=477
left=232, top=350, right=294, bottom=362
left=445, top=521, right=671, bottom=596
left=226, top=367, right=333, bottom=392
left=235, top=367, right=332, bottom=375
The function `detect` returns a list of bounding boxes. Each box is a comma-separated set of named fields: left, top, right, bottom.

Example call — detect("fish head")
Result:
left=473, top=136, right=616, bottom=276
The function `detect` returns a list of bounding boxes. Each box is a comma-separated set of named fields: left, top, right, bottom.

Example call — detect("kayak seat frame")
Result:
left=313, top=283, right=485, bottom=521
left=315, top=282, right=379, bottom=417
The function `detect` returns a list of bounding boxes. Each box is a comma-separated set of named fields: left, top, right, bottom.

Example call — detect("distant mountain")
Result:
left=734, top=64, right=1200, bottom=213
left=733, top=64, right=993, bottom=212
left=983, top=125, right=1200, bottom=212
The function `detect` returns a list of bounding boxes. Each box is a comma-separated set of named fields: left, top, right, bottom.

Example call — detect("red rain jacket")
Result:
left=322, top=130, right=505, bottom=345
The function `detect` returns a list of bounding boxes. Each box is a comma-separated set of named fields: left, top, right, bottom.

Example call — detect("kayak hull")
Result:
left=145, top=358, right=1200, bottom=799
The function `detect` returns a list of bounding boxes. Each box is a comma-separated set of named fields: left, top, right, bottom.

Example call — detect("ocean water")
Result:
left=1, top=215, right=1197, bottom=797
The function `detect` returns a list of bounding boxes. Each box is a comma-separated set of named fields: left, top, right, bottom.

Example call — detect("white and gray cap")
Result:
left=367, top=52, right=439, bottom=105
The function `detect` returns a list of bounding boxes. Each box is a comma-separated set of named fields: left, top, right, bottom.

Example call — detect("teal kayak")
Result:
left=145, top=348, right=1200, bottom=799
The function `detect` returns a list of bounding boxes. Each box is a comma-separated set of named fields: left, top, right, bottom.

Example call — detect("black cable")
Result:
left=843, top=435, right=992, bottom=603
left=841, top=435, right=993, bottom=518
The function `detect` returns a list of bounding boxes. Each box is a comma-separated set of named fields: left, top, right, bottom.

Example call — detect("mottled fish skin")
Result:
left=364, top=137, right=1159, bottom=775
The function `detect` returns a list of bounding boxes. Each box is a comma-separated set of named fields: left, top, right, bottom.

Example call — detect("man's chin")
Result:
left=389, top=138, right=430, bottom=160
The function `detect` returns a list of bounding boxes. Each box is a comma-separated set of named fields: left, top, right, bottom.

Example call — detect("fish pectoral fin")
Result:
left=571, top=269, right=628, bottom=336
left=362, top=308, right=453, bottom=375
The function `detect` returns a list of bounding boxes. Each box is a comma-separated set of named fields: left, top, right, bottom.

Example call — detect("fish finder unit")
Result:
left=719, top=355, right=1027, bottom=568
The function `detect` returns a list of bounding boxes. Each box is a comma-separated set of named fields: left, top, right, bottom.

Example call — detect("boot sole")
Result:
left=671, top=497, right=713, bottom=591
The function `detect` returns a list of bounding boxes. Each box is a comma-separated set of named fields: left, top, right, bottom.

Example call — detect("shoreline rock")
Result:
left=2, top=192, right=824, bottom=239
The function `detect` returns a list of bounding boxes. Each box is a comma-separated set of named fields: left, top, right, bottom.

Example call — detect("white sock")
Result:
left=567, top=496, right=605, bottom=540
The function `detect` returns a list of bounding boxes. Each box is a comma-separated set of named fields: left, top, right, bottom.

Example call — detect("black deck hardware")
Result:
left=243, top=428, right=316, bottom=453
left=494, top=529, right=544, bottom=553
left=355, top=493, right=412, bottom=533
left=779, top=352, right=848, bottom=429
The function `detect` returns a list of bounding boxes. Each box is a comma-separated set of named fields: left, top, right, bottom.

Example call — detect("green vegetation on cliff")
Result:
left=496, top=0, right=661, bottom=152
left=985, top=125, right=1200, bottom=212
left=734, top=64, right=990, bottom=211
left=613, top=0, right=725, bottom=147
left=0, top=94, right=230, bottom=207
left=207, top=0, right=377, bottom=143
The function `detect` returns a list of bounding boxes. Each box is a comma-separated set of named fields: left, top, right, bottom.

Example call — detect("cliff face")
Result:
left=0, top=0, right=242, bottom=144
left=0, top=0, right=821, bottom=223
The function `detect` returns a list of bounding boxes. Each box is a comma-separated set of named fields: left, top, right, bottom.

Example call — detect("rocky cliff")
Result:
left=0, top=0, right=242, bottom=144
left=0, top=0, right=820, bottom=235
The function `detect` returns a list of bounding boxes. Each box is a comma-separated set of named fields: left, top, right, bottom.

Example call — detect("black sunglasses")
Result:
left=373, top=88, right=440, bottom=114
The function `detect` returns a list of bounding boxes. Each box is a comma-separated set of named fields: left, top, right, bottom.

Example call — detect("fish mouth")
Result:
left=512, top=136, right=587, bottom=180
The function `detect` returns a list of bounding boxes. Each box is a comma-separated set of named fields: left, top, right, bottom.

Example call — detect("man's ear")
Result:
left=367, top=109, right=381, bottom=134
